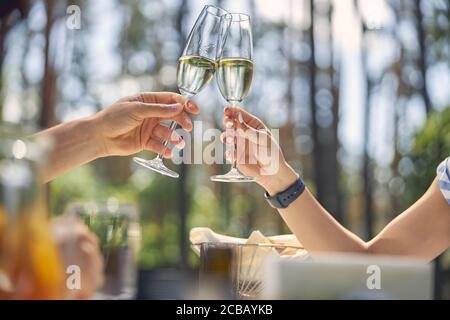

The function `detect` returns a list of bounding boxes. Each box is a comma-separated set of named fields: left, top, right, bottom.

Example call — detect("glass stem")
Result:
left=156, top=121, right=178, bottom=161
left=156, top=93, right=192, bottom=161
left=229, top=100, right=239, bottom=171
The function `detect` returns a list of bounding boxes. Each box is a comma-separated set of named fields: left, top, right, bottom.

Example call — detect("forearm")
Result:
left=279, top=189, right=368, bottom=254
left=261, top=165, right=368, bottom=254
left=36, top=116, right=105, bottom=183
left=262, top=166, right=450, bottom=259
left=367, top=179, right=450, bottom=261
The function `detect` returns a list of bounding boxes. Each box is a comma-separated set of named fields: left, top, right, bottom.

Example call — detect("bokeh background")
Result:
left=1, top=0, right=449, bottom=298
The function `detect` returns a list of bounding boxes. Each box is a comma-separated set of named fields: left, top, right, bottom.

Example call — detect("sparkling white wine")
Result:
left=216, top=58, right=253, bottom=103
left=177, top=55, right=216, bottom=97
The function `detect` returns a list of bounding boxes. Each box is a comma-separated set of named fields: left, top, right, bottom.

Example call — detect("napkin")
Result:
left=189, top=227, right=307, bottom=258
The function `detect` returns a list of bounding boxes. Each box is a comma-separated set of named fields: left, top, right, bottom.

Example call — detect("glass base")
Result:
left=210, top=168, right=256, bottom=183
left=133, top=157, right=179, bottom=178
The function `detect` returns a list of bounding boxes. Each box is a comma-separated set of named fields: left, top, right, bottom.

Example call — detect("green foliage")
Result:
left=81, top=213, right=129, bottom=250
left=50, top=163, right=137, bottom=215
left=404, top=107, right=450, bottom=205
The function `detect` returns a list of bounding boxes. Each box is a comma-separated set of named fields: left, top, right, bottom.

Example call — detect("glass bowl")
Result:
left=193, top=242, right=307, bottom=299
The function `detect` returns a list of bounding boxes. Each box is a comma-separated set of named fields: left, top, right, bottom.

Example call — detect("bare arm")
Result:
left=223, top=107, right=450, bottom=261
left=36, top=92, right=199, bottom=183
left=368, top=179, right=450, bottom=260
left=37, top=117, right=103, bottom=183
left=273, top=171, right=450, bottom=261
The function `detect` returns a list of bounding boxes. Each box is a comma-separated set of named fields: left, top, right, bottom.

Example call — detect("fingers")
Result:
left=220, top=131, right=234, bottom=145
left=152, top=125, right=185, bottom=148
left=237, top=121, right=272, bottom=146
left=132, top=102, right=184, bottom=119
left=221, top=131, right=253, bottom=164
left=133, top=92, right=200, bottom=114
left=167, top=111, right=193, bottom=131
left=145, top=138, right=173, bottom=158
left=130, top=101, right=195, bottom=131
left=185, top=100, right=200, bottom=114
left=223, top=115, right=236, bottom=129
left=222, top=133, right=273, bottom=170
left=223, top=107, right=266, bottom=130
left=221, top=120, right=271, bottom=146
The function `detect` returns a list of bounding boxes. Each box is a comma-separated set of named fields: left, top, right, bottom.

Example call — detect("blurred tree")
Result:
left=176, top=0, right=189, bottom=270
left=40, top=0, right=67, bottom=129
left=327, top=0, right=342, bottom=223
left=0, top=0, right=31, bottom=119
left=413, top=0, right=432, bottom=114
left=404, top=106, right=450, bottom=299
left=387, top=0, right=439, bottom=217
left=356, top=0, right=374, bottom=239
left=40, top=0, right=57, bottom=128
left=308, top=0, right=342, bottom=222
left=278, top=0, right=297, bottom=233
left=307, top=0, right=320, bottom=205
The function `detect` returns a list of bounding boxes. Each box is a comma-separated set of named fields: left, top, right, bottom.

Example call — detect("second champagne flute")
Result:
left=133, top=5, right=231, bottom=178
left=211, top=13, right=255, bottom=183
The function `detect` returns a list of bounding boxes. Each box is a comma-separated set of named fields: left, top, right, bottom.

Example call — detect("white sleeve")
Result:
left=437, top=158, right=450, bottom=205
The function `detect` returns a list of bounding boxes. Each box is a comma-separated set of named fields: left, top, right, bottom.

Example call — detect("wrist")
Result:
left=259, top=162, right=300, bottom=196
left=77, top=116, right=107, bottom=159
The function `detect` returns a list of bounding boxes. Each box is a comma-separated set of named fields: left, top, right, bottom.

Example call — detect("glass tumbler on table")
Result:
left=65, top=200, right=141, bottom=300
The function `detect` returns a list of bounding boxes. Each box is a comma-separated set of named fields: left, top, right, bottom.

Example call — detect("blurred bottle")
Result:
left=0, top=122, right=63, bottom=299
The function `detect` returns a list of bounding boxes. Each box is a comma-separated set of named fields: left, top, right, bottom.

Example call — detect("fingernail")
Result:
left=187, top=101, right=195, bottom=110
left=225, top=121, right=234, bottom=129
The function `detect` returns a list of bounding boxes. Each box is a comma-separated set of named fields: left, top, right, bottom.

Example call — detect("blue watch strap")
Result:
left=264, top=178, right=305, bottom=209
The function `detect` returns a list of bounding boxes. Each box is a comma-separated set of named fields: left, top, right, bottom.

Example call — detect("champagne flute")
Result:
left=211, top=13, right=256, bottom=183
left=133, top=5, right=231, bottom=178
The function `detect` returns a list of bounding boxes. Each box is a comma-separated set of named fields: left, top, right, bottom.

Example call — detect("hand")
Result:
left=93, top=92, right=200, bottom=158
left=221, top=107, right=299, bottom=195
left=51, top=217, right=104, bottom=300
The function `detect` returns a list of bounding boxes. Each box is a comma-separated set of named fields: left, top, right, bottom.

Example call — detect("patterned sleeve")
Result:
left=437, top=158, right=450, bottom=205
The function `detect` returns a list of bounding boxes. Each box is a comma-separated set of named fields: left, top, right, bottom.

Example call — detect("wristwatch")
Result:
left=264, top=178, right=305, bottom=209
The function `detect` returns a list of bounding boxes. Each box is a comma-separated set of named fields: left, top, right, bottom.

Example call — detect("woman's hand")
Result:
left=221, top=107, right=298, bottom=195
left=93, top=92, right=199, bottom=158
left=51, top=217, right=104, bottom=299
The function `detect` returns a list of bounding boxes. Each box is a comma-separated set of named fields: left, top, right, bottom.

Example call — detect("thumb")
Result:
left=133, top=102, right=183, bottom=119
